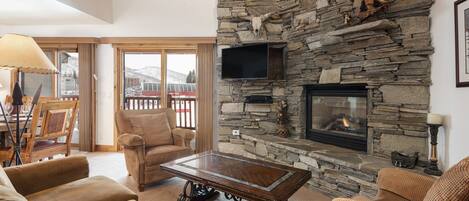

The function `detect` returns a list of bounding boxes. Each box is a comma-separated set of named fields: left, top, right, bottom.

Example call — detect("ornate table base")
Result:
left=177, top=181, right=219, bottom=201
left=178, top=181, right=246, bottom=201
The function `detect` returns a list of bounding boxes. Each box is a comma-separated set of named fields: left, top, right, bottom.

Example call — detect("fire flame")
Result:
left=342, top=117, right=351, bottom=128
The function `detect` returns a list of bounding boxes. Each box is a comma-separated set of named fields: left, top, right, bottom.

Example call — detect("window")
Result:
left=119, top=49, right=197, bottom=129
left=21, top=50, right=55, bottom=96
left=123, top=52, right=162, bottom=109
left=167, top=53, right=197, bottom=128
left=58, top=51, right=79, bottom=97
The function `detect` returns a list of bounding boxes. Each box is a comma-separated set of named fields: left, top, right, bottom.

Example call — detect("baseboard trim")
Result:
left=95, top=145, right=118, bottom=152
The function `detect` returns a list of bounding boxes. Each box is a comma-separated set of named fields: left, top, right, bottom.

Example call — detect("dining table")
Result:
left=0, top=115, right=31, bottom=148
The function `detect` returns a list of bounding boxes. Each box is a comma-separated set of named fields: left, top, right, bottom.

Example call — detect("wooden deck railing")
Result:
left=60, top=95, right=79, bottom=101
left=124, top=96, right=162, bottom=110
left=124, top=96, right=196, bottom=130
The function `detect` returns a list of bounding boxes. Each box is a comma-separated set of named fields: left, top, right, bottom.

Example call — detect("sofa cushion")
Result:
left=25, top=176, right=137, bottom=201
left=0, top=185, right=27, bottom=201
left=424, top=157, right=469, bottom=201
left=375, top=189, right=409, bottom=201
left=145, top=145, right=192, bottom=167
left=0, top=166, right=16, bottom=192
left=129, top=113, right=173, bottom=147
left=116, top=109, right=177, bottom=134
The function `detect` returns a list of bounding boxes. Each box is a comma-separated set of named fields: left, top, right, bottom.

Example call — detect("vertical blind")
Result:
left=196, top=44, right=215, bottom=153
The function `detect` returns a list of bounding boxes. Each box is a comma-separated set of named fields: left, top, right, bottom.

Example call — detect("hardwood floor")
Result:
left=78, top=151, right=332, bottom=201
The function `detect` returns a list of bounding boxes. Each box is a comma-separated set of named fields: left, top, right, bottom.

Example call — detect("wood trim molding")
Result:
left=113, top=47, right=123, bottom=151
left=95, top=145, right=117, bottom=152
left=111, top=44, right=197, bottom=50
left=100, top=37, right=216, bottom=45
left=30, top=37, right=217, bottom=45
left=34, top=37, right=100, bottom=44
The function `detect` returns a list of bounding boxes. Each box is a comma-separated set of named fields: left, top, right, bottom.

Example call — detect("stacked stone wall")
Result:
left=217, top=0, right=433, bottom=160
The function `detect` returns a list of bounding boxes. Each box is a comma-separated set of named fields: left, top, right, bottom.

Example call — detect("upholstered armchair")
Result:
left=333, top=168, right=436, bottom=201
left=334, top=157, right=469, bottom=201
left=115, top=109, right=195, bottom=191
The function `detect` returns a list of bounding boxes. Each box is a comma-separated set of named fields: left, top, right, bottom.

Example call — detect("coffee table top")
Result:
left=161, top=151, right=311, bottom=201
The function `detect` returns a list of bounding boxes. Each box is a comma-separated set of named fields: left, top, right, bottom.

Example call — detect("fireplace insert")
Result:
left=306, top=85, right=368, bottom=152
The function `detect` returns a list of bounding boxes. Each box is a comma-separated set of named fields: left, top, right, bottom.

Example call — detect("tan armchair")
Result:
left=333, top=168, right=436, bottom=201
left=0, top=156, right=137, bottom=201
left=334, top=157, right=469, bottom=201
left=115, top=108, right=195, bottom=191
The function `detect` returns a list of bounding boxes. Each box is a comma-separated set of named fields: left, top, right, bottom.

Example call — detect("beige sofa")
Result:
left=0, top=156, right=138, bottom=201
left=334, top=157, right=469, bottom=201
left=115, top=108, right=195, bottom=191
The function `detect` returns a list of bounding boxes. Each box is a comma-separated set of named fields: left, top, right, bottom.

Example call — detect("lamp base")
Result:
left=424, top=159, right=442, bottom=176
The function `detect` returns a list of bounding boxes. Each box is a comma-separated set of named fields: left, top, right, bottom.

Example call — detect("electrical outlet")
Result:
left=232, top=130, right=240, bottom=136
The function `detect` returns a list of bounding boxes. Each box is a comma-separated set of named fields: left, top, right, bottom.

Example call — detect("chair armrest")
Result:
left=5, top=155, right=89, bottom=196
left=172, top=128, right=195, bottom=147
left=118, top=134, right=144, bottom=148
left=377, top=168, right=436, bottom=201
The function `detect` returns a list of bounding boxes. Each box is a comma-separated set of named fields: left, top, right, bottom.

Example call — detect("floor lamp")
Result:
left=0, top=34, right=57, bottom=166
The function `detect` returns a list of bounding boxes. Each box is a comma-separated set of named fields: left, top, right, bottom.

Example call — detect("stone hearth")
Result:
left=239, top=134, right=393, bottom=198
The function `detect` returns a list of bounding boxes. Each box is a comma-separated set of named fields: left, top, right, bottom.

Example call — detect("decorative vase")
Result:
left=276, top=100, right=289, bottom=138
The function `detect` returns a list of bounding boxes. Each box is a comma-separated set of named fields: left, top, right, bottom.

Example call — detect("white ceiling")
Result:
left=0, top=0, right=113, bottom=25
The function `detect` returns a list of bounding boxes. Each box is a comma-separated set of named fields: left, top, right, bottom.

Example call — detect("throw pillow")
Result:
left=424, top=157, right=469, bottom=201
left=129, top=113, right=173, bottom=147
left=0, top=186, right=26, bottom=201
left=0, top=166, right=16, bottom=192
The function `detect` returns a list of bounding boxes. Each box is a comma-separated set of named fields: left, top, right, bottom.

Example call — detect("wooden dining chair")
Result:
left=0, top=100, right=79, bottom=164
left=4, top=95, right=58, bottom=113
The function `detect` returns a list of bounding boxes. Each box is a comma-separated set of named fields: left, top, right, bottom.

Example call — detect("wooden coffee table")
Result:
left=160, top=151, right=311, bottom=201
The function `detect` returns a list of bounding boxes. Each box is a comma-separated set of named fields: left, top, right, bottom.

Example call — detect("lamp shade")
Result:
left=0, top=34, right=57, bottom=74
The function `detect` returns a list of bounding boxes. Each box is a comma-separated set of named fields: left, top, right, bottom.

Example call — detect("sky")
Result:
left=124, top=53, right=196, bottom=74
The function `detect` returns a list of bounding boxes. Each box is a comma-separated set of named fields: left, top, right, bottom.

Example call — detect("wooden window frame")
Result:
left=9, top=45, right=79, bottom=98
left=113, top=43, right=199, bottom=150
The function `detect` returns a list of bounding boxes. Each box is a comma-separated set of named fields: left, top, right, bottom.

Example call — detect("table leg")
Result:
left=177, top=181, right=219, bottom=201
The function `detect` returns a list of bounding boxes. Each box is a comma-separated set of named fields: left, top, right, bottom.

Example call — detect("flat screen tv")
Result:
left=222, top=44, right=269, bottom=79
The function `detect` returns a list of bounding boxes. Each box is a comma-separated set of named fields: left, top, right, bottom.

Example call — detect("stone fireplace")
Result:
left=306, top=85, right=368, bottom=152
left=216, top=0, right=434, bottom=198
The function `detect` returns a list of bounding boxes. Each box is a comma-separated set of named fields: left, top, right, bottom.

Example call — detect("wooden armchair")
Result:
left=0, top=100, right=79, bottom=164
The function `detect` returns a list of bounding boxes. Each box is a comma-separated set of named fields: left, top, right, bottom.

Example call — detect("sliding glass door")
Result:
left=121, top=50, right=197, bottom=130
left=123, top=52, right=162, bottom=109
left=167, top=52, right=197, bottom=129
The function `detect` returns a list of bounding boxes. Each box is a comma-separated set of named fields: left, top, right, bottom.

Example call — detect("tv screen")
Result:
left=222, top=44, right=268, bottom=79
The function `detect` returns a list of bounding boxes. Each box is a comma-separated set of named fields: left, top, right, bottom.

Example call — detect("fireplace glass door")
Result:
left=306, top=85, right=368, bottom=152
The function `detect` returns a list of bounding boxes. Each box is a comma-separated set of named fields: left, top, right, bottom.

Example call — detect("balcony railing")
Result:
left=124, top=96, right=162, bottom=110
left=124, top=96, right=196, bottom=130
left=60, top=95, right=79, bottom=101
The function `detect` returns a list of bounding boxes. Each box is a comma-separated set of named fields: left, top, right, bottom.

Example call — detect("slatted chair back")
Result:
left=38, top=100, right=78, bottom=139
left=24, top=100, right=79, bottom=155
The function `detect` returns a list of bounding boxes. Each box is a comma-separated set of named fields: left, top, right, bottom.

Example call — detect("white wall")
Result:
left=0, top=0, right=217, bottom=37
left=96, top=44, right=115, bottom=145
left=0, top=0, right=217, bottom=145
left=431, top=0, right=469, bottom=169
